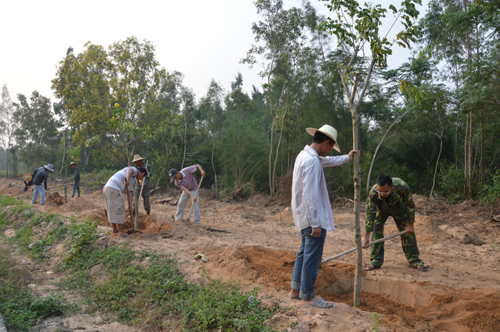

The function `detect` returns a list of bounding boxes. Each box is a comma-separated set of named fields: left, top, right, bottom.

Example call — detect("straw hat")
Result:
left=69, top=162, right=78, bottom=167
left=23, top=173, right=32, bottom=182
left=131, top=154, right=146, bottom=163
left=306, top=125, right=341, bottom=153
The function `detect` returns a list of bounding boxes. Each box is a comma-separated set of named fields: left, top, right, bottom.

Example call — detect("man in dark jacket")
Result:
left=32, top=164, right=54, bottom=204
left=69, top=162, right=81, bottom=198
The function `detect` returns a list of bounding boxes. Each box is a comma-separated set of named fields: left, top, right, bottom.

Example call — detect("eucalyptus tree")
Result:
left=243, top=0, right=307, bottom=196
left=319, top=0, right=422, bottom=306
left=0, top=84, right=15, bottom=176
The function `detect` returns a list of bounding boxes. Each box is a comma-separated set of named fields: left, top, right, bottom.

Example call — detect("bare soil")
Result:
left=2, top=181, right=500, bottom=332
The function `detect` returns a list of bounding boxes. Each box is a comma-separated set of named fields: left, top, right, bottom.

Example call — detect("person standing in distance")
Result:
left=289, top=125, right=359, bottom=308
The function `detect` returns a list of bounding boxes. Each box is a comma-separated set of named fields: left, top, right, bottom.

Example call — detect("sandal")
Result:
left=307, top=298, right=333, bottom=308
left=363, top=264, right=380, bottom=271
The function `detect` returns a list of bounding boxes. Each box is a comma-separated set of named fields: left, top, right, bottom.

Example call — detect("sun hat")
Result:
left=44, top=164, right=55, bottom=172
left=69, top=162, right=78, bottom=167
left=306, top=125, right=341, bottom=153
left=23, top=173, right=33, bottom=182
left=131, top=154, right=146, bottom=163
left=168, top=169, right=178, bottom=182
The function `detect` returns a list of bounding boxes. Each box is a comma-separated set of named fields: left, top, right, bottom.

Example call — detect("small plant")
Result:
left=371, top=313, right=383, bottom=332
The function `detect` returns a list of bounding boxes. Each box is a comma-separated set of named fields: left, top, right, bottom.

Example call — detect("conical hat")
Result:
left=23, top=173, right=32, bottom=182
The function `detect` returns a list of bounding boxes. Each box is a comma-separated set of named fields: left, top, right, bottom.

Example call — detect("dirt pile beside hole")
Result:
left=203, top=246, right=354, bottom=294
left=384, top=215, right=448, bottom=245
left=56, top=197, right=97, bottom=213
left=413, top=194, right=450, bottom=215
left=46, top=192, right=64, bottom=205
left=0, top=184, right=33, bottom=200
left=277, top=172, right=292, bottom=205
left=89, top=189, right=103, bottom=197
left=266, top=209, right=293, bottom=224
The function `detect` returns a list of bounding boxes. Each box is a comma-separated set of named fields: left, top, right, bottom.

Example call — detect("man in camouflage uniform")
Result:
left=364, top=174, right=427, bottom=272
left=132, top=154, right=152, bottom=215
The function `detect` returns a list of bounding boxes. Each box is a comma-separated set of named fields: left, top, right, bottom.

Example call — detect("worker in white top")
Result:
left=289, top=125, right=359, bottom=308
left=103, top=166, right=147, bottom=237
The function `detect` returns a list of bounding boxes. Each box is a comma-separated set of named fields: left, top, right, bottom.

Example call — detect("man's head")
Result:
left=169, top=169, right=183, bottom=182
left=137, top=167, right=147, bottom=180
left=132, top=154, right=146, bottom=167
left=376, top=174, right=394, bottom=198
left=306, top=125, right=341, bottom=156
left=44, top=164, right=55, bottom=172
left=69, top=162, right=77, bottom=168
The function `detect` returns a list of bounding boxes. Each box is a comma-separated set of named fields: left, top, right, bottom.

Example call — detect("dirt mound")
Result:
left=89, top=189, right=103, bottom=197
left=0, top=184, right=33, bottom=200
left=266, top=208, right=294, bottom=224
left=46, top=192, right=64, bottom=205
left=203, top=246, right=354, bottom=294
left=215, top=204, right=265, bottom=221
left=413, top=194, right=450, bottom=215
left=56, top=197, right=97, bottom=213
left=93, top=209, right=160, bottom=231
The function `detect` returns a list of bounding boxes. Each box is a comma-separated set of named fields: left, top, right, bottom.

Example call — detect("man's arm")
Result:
left=44, top=172, right=48, bottom=189
left=195, top=164, right=206, bottom=177
left=182, top=187, right=196, bottom=202
left=302, top=160, right=321, bottom=233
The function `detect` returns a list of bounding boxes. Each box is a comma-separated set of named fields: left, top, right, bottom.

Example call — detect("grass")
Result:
left=0, top=246, right=76, bottom=332
left=0, top=193, right=280, bottom=331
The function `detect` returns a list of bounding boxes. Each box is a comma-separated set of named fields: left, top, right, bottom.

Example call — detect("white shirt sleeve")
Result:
left=302, top=159, right=321, bottom=228
left=320, top=155, right=350, bottom=167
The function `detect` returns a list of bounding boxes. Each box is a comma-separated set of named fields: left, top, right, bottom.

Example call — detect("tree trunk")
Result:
left=273, top=105, right=288, bottom=192
left=430, top=118, right=444, bottom=198
left=351, top=105, right=362, bottom=307
left=212, top=138, right=218, bottom=197
left=269, top=116, right=276, bottom=195
left=468, top=113, right=473, bottom=196
left=60, top=131, right=67, bottom=176
left=182, top=117, right=187, bottom=169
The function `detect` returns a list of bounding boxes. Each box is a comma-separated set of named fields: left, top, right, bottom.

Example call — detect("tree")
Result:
left=320, top=0, right=422, bottom=306
left=243, top=0, right=307, bottom=196
left=13, top=91, right=61, bottom=169
left=0, top=84, right=16, bottom=177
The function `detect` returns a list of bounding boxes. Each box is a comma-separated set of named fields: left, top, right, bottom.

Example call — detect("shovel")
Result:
left=134, top=160, right=149, bottom=231
left=187, top=176, right=204, bottom=222
left=321, top=230, right=407, bottom=264
left=45, top=188, right=57, bottom=200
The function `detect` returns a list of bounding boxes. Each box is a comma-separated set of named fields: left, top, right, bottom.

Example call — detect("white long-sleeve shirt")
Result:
left=291, top=145, right=350, bottom=231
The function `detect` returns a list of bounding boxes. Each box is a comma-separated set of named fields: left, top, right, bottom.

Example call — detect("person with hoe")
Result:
left=131, top=154, right=152, bottom=216
left=169, top=165, right=205, bottom=224
left=103, top=166, right=147, bottom=237
left=363, top=174, right=427, bottom=271
left=69, top=162, right=81, bottom=198
left=289, top=125, right=359, bottom=308
left=32, top=163, right=55, bottom=205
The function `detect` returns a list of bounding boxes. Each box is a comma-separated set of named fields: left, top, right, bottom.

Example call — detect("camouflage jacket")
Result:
left=365, top=178, right=415, bottom=232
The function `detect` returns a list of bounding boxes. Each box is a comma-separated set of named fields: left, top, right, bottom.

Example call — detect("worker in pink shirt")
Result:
left=169, top=165, right=206, bottom=224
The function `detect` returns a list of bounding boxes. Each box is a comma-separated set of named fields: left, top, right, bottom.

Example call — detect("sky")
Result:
left=0, top=0, right=430, bottom=105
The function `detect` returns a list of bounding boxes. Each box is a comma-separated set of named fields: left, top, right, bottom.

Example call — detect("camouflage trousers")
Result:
left=133, top=179, right=150, bottom=215
left=370, top=213, right=423, bottom=268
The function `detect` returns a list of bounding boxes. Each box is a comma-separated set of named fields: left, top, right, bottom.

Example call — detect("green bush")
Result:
left=480, top=170, right=500, bottom=203
left=440, top=164, right=467, bottom=201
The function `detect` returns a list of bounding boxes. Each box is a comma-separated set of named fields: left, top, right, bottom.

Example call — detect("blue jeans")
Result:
left=32, top=184, right=46, bottom=204
left=291, top=226, right=327, bottom=300
left=72, top=181, right=80, bottom=197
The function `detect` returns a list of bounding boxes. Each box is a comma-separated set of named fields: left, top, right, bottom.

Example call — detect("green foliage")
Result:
left=440, top=164, right=467, bottom=201
left=0, top=246, right=76, bottom=332
left=480, top=171, right=500, bottom=204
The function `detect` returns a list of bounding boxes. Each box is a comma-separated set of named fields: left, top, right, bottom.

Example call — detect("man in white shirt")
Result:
left=289, top=125, right=359, bottom=308
left=103, top=166, right=147, bottom=237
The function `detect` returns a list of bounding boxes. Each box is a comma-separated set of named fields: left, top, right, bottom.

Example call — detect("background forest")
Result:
left=1, top=0, right=499, bottom=203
